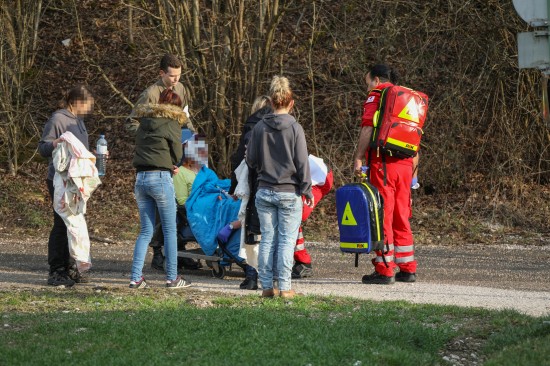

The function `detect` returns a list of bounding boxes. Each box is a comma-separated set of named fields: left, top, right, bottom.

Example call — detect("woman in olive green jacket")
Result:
left=130, top=89, right=194, bottom=289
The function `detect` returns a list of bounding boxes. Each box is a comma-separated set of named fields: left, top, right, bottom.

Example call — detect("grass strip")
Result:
left=0, top=288, right=548, bottom=365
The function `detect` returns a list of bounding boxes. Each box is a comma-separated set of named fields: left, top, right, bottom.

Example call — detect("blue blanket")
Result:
left=185, top=166, right=242, bottom=257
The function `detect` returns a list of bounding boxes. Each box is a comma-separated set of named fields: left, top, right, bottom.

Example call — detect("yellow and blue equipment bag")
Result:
left=336, top=180, right=384, bottom=266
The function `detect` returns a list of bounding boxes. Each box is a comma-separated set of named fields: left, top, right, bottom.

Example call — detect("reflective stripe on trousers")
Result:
left=395, top=255, right=415, bottom=264
left=395, top=244, right=414, bottom=253
left=374, top=243, right=394, bottom=263
left=374, top=255, right=394, bottom=263
left=394, top=244, right=414, bottom=264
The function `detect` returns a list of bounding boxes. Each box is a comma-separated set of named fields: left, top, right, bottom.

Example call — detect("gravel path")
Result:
left=194, top=277, right=550, bottom=316
left=0, top=234, right=548, bottom=316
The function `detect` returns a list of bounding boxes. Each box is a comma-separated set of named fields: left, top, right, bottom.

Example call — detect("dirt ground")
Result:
left=0, top=232, right=549, bottom=316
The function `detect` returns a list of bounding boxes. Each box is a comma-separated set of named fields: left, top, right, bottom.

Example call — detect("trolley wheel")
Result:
left=211, top=264, right=226, bottom=279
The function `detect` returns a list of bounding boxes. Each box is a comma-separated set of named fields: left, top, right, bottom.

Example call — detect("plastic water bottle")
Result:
left=96, top=134, right=107, bottom=176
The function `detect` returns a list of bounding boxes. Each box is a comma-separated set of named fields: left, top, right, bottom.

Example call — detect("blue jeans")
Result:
left=255, top=189, right=302, bottom=291
left=131, top=171, right=178, bottom=281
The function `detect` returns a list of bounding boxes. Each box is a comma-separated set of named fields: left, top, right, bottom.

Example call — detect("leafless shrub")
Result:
left=130, top=0, right=294, bottom=175
left=4, top=0, right=548, bottom=231
left=286, top=1, right=549, bottom=229
left=0, top=0, right=43, bottom=175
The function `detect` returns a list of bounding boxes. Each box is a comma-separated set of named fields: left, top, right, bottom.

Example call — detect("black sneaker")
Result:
left=47, top=270, right=75, bottom=288
left=129, top=276, right=147, bottom=289
left=361, top=272, right=395, bottom=285
left=396, top=271, right=416, bottom=283
left=67, top=265, right=90, bottom=284
left=239, top=276, right=259, bottom=290
left=291, top=263, right=313, bottom=279
left=166, top=276, right=192, bottom=289
left=151, top=247, right=164, bottom=271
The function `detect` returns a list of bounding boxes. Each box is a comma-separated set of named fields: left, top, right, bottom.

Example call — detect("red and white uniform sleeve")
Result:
left=361, top=91, right=381, bottom=128
left=361, top=82, right=394, bottom=128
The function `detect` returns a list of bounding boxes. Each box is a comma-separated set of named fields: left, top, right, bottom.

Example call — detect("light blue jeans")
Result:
left=131, top=171, right=178, bottom=282
left=255, top=188, right=302, bottom=291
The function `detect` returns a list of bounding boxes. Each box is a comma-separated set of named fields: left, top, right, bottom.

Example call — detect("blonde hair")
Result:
left=251, top=95, right=271, bottom=114
left=269, top=75, right=293, bottom=109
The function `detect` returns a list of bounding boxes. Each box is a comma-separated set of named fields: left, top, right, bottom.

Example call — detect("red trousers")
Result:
left=369, top=160, right=416, bottom=276
left=294, top=171, right=334, bottom=264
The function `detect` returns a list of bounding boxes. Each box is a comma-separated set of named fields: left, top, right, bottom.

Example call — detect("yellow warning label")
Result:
left=398, top=98, right=420, bottom=123
left=341, top=202, right=357, bottom=226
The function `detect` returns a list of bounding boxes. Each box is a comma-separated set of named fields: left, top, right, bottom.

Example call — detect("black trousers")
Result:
left=149, top=209, right=163, bottom=248
left=46, top=179, right=70, bottom=273
left=150, top=206, right=190, bottom=250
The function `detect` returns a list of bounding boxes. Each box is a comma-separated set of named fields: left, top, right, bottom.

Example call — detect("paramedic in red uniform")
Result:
left=353, top=64, right=417, bottom=284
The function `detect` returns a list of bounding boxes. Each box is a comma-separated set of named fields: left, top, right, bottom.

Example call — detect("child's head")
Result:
left=181, top=129, right=194, bottom=145
left=185, top=134, right=208, bottom=167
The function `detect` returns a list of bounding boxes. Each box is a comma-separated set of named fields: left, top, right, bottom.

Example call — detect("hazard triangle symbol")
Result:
left=398, top=98, right=420, bottom=123
left=341, top=202, right=357, bottom=226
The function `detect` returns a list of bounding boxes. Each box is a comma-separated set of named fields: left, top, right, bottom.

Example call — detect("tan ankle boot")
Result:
left=261, top=288, right=280, bottom=298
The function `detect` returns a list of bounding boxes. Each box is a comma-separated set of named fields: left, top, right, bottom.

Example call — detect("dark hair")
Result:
left=160, top=54, right=182, bottom=73
left=368, top=64, right=399, bottom=84
left=59, top=84, right=93, bottom=109
left=193, top=133, right=207, bottom=141
left=159, top=88, right=183, bottom=107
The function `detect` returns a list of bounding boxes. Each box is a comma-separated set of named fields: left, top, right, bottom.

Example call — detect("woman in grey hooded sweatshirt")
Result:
left=246, top=76, right=313, bottom=299
left=38, top=85, right=94, bottom=287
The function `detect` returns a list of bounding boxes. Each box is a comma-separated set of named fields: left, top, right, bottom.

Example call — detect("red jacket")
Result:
left=361, top=82, right=412, bottom=166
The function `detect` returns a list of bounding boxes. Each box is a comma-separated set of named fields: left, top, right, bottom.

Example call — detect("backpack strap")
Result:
left=380, top=243, right=391, bottom=268
left=367, top=87, right=393, bottom=186
left=382, top=153, right=387, bottom=186
left=365, top=88, right=384, bottom=182
left=369, top=87, right=390, bottom=143
left=366, top=148, right=372, bottom=183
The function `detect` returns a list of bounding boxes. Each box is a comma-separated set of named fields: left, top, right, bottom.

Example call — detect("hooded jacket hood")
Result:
left=134, top=103, right=194, bottom=131
left=245, top=113, right=312, bottom=199
left=53, top=109, right=87, bottom=135
left=262, top=113, right=296, bottom=131
left=132, top=104, right=184, bottom=171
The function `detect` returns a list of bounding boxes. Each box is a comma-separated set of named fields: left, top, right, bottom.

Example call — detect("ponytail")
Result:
left=369, top=64, right=399, bottom=84
left=269, top=76, right=293, bottom=109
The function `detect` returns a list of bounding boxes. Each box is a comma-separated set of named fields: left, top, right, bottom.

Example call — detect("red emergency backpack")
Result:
left=370, top=85, right=429, bottom=158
